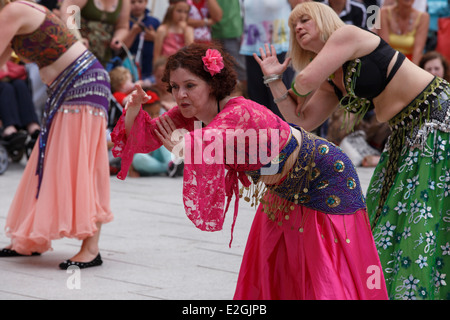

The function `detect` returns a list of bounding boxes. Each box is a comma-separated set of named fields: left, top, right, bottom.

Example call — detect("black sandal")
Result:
left=0, top=248, right=41, bottom=257
left=59, top=253, right=103, bottom=270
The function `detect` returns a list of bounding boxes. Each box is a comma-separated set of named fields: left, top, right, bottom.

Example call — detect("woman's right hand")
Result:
left=125, top=84, right=149, bottom=112
left=253, top=44, right=291, bottom=76
left=124, top=84, right=150, bottom=137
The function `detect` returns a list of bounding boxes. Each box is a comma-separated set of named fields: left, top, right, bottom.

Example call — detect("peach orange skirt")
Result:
left=5, top=105, right=113, bottom=255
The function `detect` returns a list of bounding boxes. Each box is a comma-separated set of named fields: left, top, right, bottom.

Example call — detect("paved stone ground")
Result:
left=0, top=159, right=375, bottom=300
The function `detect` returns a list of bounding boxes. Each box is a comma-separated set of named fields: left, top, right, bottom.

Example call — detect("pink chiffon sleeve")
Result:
left=180, top=97, right=290, bottom=246
left=110, top=106, right=195, bottom=180
left=182, top=127, right=253, bottom=247
left=112, top=97, right=290, bottom=247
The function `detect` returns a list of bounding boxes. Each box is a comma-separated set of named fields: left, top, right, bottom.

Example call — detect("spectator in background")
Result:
left=318, top=0, right=368, bottom=29
left=187, top=0, right=222, bottom=43
left=419, top=50, right=450, bottom=81
left=211, top=0, right=246, bottom=96
left=240, top=0, right=295, bottom=119
left=378, top=0, right=429, bottom=65
left=425, top=0, right=450, bottom=52
left=59, top=0, right=131, bottom=67
left=123, top=0, right=160, bottom=82
left=0, top=61, right=41, bottom=151
left=149, top=56, right=177, bottom=111
left=153, top=0, right=194, bottom=62
left=109, top=66, right=137, bottom=107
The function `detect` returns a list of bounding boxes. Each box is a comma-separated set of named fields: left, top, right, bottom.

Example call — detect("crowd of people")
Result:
left=0, top=0, right=449, bottom=300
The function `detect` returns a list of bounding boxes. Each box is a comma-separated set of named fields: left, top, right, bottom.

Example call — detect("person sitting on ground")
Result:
left=0, top=59, right=41, bottom=155
left=109, top=66, right=138, bottom=107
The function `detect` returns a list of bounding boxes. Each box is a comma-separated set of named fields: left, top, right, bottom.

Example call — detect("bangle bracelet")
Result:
left=273, top=91, right=289, bottom=103
left=291, top=81, right=311, bottom=97
left=263, top=74, right=282, bottom=86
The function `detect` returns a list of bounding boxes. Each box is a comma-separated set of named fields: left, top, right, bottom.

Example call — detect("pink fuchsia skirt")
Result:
left=4, top=105, right=113, bottom=255
left=234, top=205, right=388, bottom=300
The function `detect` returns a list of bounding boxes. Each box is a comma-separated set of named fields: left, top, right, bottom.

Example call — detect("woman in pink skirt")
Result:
left=0, top=0, right=112, bottom=269
left=112, top=42, right=387, bottom=299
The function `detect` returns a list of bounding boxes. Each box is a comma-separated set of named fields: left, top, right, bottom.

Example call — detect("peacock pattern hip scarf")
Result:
left=243, top=126, right=367, bottom=227
left=36, top=50, right=110, bottom=197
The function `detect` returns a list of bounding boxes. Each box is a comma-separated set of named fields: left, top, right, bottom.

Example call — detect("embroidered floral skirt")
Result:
left=366, top=77, right=450, bottom=300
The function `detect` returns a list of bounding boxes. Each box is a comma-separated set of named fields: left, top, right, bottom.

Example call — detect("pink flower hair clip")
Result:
left=202, top=49, right=224, bottom=76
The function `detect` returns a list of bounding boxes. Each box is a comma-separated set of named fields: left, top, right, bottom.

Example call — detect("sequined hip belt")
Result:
left=388, top=77, right=450, bottom=146
left=35, top=50, right=110, bottom=197
left=372, top=76, right=450, bottom=229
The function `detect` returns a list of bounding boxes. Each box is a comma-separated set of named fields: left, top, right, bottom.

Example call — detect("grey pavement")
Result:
left=0, top=158, right=375, bottom=300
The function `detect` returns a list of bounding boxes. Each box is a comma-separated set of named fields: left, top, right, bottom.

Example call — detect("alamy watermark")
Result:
left=366, top=5, right=381, bottom=30
left=66, top=265, right=81, bottom=290
left=366, top=265, right=383, bottom=290
left=170, top=121, right=281, bottom=175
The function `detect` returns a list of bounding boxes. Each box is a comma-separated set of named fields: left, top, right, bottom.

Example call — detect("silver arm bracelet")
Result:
left=273, top=91, right=289, bottom=104
left=263, top=74, right=282, bottom=86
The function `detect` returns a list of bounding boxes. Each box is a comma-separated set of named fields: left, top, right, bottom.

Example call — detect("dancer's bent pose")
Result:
left=256, top=2, right=449, bottom=299
left=112, top=42, right=388, bottom=299
left=0, top=0, right=112, bottom=269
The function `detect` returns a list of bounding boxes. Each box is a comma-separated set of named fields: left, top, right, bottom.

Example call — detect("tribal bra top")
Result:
left=11, top=1, right=78, bottom=69
left=329, top=36, right=405, bottom=126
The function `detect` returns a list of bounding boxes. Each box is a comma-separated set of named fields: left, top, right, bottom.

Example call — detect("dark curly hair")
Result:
left=162, top=42, right=237, bottom=101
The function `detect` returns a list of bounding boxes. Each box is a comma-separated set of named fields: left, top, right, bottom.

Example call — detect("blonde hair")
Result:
left=288, top=2, right=345, bottom=71
left=109, top=66, right=131, bottom=93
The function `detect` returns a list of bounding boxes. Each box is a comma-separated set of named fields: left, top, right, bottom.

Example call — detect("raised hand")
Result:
left=253, top=44, right=291, bottom=77
left=124, top=84, right=150, bottom=137
left=125, top=84, right=149, bottom=112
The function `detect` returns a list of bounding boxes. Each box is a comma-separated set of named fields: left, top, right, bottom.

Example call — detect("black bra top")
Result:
left=330, top=37, right=406, bottom=101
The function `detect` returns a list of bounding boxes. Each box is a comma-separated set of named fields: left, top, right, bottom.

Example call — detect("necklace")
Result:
left=393, top=8, right=413, bottom=35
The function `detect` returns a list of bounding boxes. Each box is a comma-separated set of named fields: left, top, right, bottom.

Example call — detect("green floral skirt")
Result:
left=367, top=77, right=450, bottom=300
